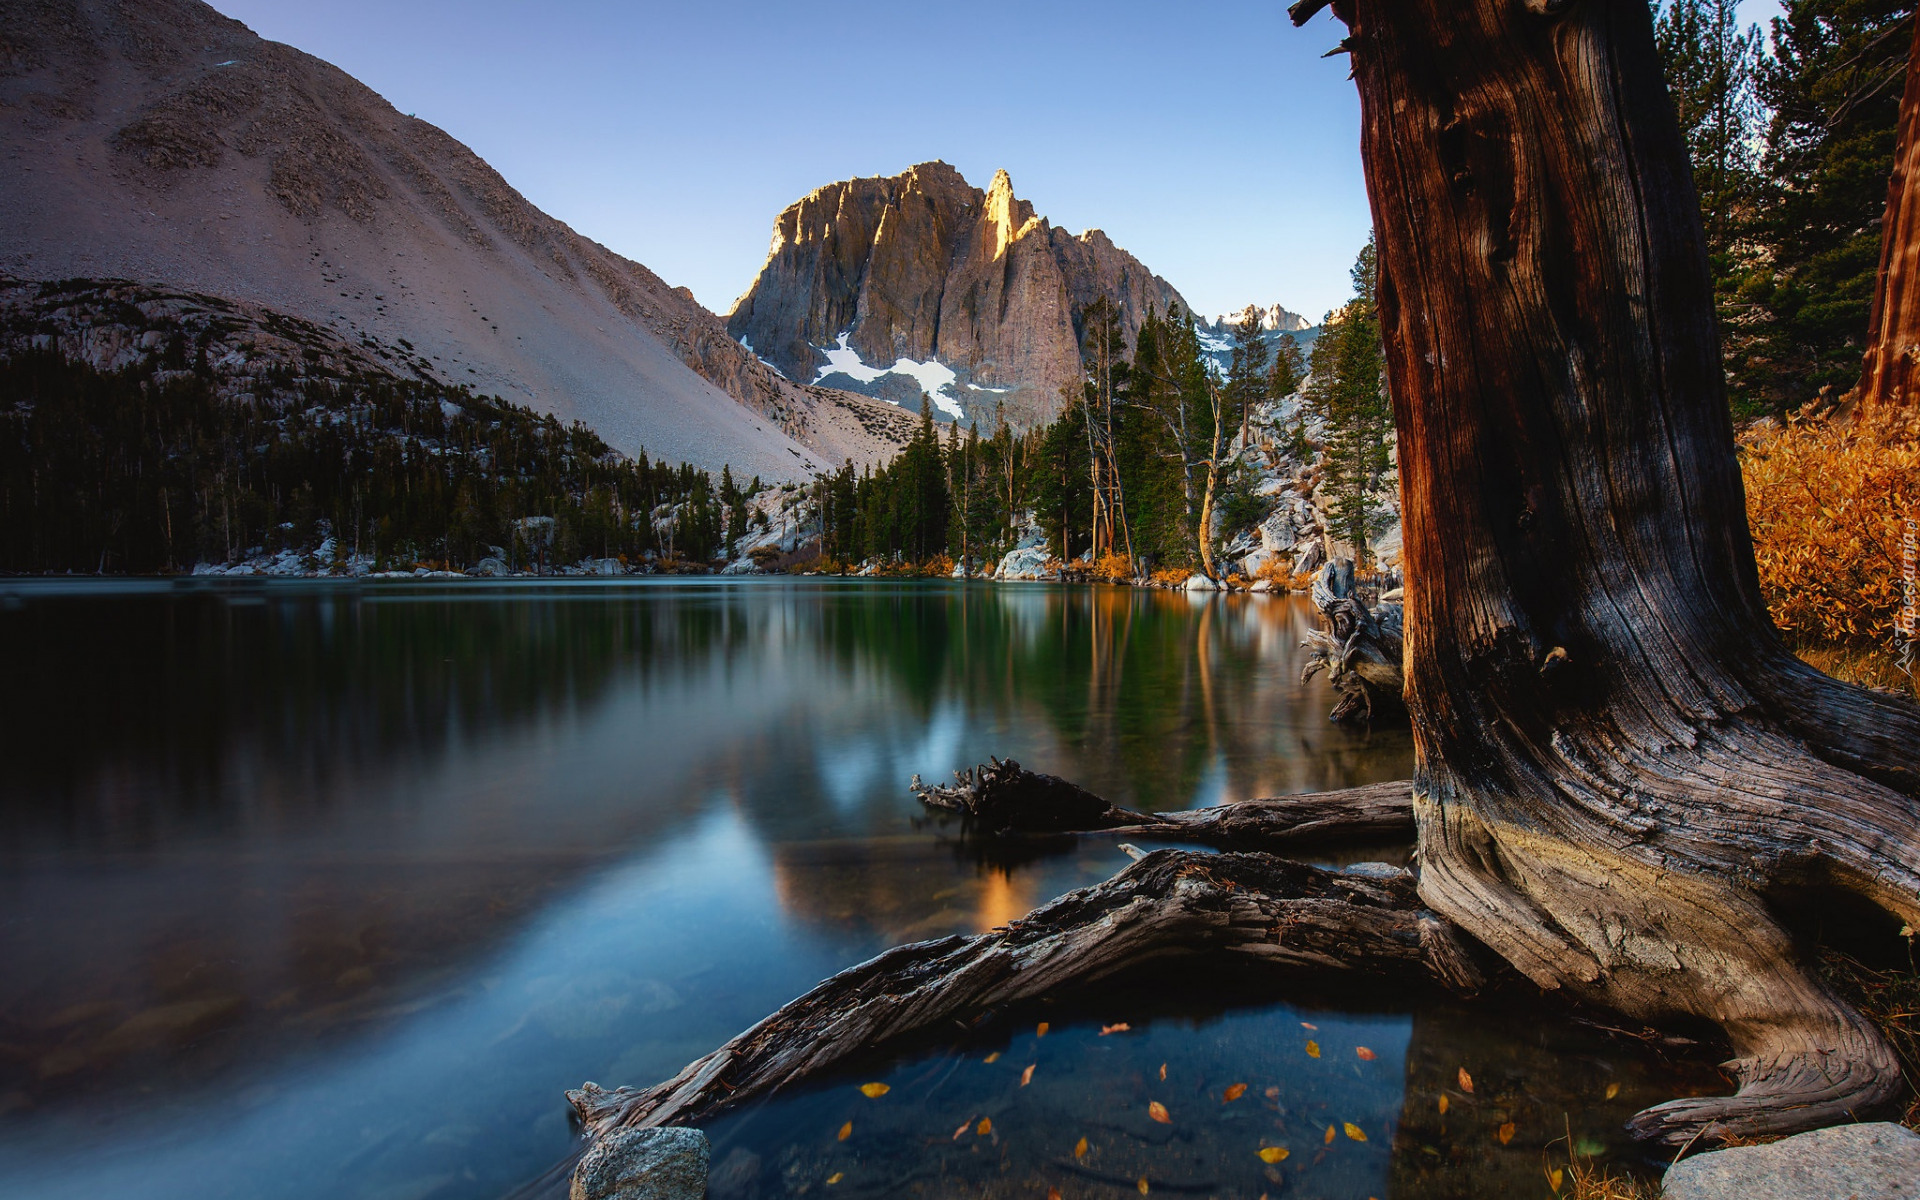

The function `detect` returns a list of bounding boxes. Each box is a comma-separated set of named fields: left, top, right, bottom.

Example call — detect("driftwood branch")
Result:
left=567, top=849, right=1484, bottom=1138
left=1301, top=560, right=1405, bottom=724
left=911, top=757, right=1414, bottom=846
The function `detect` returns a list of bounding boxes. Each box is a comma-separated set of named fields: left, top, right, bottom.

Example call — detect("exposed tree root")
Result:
left=911, top=757, right=1414, bottom=845
left=567, top=849, right=1483, bottom=1138
left=1301, top=560, right=1407, bottom=725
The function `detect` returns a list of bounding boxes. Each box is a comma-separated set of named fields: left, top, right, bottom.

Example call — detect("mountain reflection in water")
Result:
left=0, top=579, right=1703, bottom=1200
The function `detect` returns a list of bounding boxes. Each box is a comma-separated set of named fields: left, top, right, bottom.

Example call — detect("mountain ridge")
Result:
left=0, top=0, right=912, bottom=478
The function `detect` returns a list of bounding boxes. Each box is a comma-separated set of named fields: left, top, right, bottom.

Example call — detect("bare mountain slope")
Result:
left=0, top=0, right=910, bottom=477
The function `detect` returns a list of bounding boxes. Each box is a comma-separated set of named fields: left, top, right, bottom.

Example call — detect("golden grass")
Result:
left=1740, top=401, right=1919, bottom=658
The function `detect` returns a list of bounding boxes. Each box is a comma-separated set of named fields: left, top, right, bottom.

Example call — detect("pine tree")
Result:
left=1738, top=0, right=1915, bottom=411
left=1305, top=237, right=1394, bottom=566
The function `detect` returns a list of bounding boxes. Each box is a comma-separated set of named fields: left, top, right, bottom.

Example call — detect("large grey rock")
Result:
left=1663, top=1122, right=1920, bottom=1200
left=571, top=1126, right=710, bottom=1200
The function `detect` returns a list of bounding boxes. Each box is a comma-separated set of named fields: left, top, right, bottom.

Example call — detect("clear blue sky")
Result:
left=206, top=0, right=1786, bottom=324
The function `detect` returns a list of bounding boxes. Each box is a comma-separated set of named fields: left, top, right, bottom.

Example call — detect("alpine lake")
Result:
left=0, top=578, right=1728, bottom=1200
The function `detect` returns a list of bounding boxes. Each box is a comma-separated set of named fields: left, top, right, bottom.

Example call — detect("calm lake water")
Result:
left=0, top=580, right=1720, bottom=1199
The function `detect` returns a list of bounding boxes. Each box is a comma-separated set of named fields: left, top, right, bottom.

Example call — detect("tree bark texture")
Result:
left=1336, top=0, right=1920, bottom=1140
left=1859, top=19, right=1920, bottom=408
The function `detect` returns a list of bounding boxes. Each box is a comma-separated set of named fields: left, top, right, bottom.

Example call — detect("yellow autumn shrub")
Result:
left=1739, top=402, right=1919, bottom=655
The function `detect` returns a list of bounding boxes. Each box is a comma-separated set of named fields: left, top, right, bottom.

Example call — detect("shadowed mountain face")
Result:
left=0, top=0, right=913, bottom=478
left=727, top=162, right=1191, bottom=428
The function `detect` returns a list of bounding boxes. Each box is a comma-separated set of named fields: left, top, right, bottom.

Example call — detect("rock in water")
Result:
left=571, top=1127, right=710, bottom=1200
left=1662, top=1122, right=1920, bottom=1199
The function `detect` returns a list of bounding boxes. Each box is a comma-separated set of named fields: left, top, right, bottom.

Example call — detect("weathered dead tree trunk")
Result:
left=1325, top=0, right=1920, bottom=1142
left=1301, top=558, right=1405, bottom=723
left=1858, top=19, right=1920, bottom=408
left=569, top=848, right=1481, bottom=1136
left=912, top=757, right=1413, bottom=844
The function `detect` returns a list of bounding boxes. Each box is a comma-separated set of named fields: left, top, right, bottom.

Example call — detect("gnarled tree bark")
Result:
left=567, top=0, right=1920, bottom=1160
left=1337, top=0, right=1920, bottom=1142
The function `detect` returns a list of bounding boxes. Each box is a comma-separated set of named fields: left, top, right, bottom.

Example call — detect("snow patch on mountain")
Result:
left=814, top=333, right=967, bottom=420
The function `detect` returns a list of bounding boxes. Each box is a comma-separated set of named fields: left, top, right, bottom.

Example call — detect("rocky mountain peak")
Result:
left=728, top=163, right=1188, bottom=429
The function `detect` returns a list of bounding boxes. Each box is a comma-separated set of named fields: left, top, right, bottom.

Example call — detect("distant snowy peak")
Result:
left=1210, top=303, right=1312, bottom=334
left=813, top=333, right=969, bottom=421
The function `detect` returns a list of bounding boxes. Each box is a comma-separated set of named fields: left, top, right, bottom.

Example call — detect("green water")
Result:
left=0, top=579, right=1716, bottom=1199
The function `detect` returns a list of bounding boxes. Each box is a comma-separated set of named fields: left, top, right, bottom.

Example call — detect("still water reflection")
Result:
left=0, top=580, right=1708, bottom=1199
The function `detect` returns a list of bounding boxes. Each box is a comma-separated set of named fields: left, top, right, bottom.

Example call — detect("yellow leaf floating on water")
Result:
left=1344, top=1122, right=1367, bottom=1142
left=1158, top=1062, right=1167, bottom=1081
left=1137, top=1178, right=1150, bottom=1195
left=1300, top=1021, right=1318, bottom=1031
left=1305, top=1041, right=1321, bottom=1058
left=1264, top=1086, right=1280, bottom=1099
left=1100, top=1023, right=1131, bottom=1035
left=1324, top=1125, right=1336, bottom=1145
left=1438, top=1094, right=1450, bottom=1115
left=1049, top=1189, right=1062, bottom=1200
left=1497, top=1122, right=1516, bottom=1145
left=984, top=1052, right=1001, bottom=1064
left=1549, top=1167, right=1566, bottom=1191
left=826, top=1173, right=843, bottom=1185
left=1355, top=1046, right=1376, bottom=1061
left=836, top=1122, right=851, bottom=1142
left=1458, top=1067, right=1474, bottom=1094
left=1605, top=1082, right=1620, bottom=1100
left=1148, top=1101, right=1172, bottom=1124
left=1223, top=1082, right=1247, bottom=1103
left=1074, top=1136, right=1089, bottom=1159
left=951, top=1119, right=971, bottom=1141
left=1257, top=1146, right=1290, bottom=1163
left=1021, top=1064, right=1035, bottom=1087
left=977, top=1118, right=992, bottom=1136
left=859, top=1082, right=890, bottom=1098
left=1037, top=1022, right=1050, bottom=1037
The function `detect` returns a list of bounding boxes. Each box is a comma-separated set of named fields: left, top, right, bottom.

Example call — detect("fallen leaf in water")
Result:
left=1148, top=1101, right=1171, bottom=1124
left=1074, top=1136, right=1089, bottom=1159
left=1049, top=1190, right=1062, bottom=1200
left=977, top=1118, right=992, bottom=1136
left=1100, top=1023, right=1131, bottom=1035
left=1497, top=1122, right=1516, bottom=1145
left=1300, top=1021, right=1318, bottom=1030
left=1548, top=1167, right=1565, bottom=1191
left=1355, top=1046, right=1376, bottom=1061
left=1021, top=1064, right=1035, bottom=1087
left=836, top=1122, right=851, bottom=1141
left=1265, top=1086, right=1280, bottom=1099
left=826, top=1173, right=843, bottom=1185
left=1438, top=1094, right=1450, bottom=1115
left=1257, top=1146, right=1290, bottom=1163
left=951, top=1119, right=971, bottom=1141
left=1037, top=1022, right=1050, bottom=1037
left=1137, top=1178, right=1150, bottom=1195
left=1223, top=1083, right=1247, bottom=1103
left=984, top=1052, right=1001, bottom=1064
left=1158, top=1062, right=1167, bottom=1081
left=1305, top=1040, right=1321, bottom=1058
left=1458, top=1067, right=1474, bottom=1094
left=1324, top=1125, right=1336, bottom=1144
left=859, top=1082, right=890, bottom=1098
left=1604, top=1082, right=1620, bottom=1100
left=1344, top=1122, right=1367, bottom=1142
